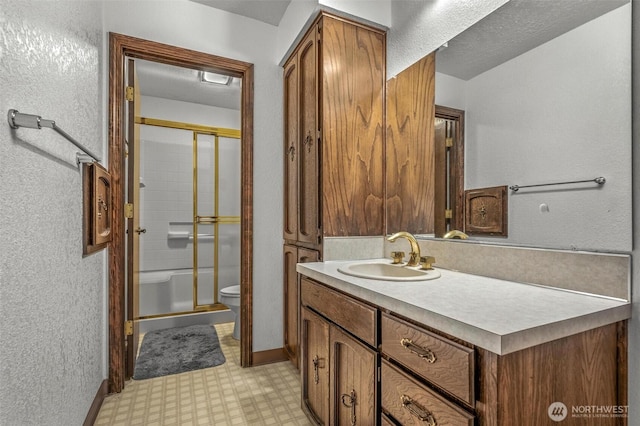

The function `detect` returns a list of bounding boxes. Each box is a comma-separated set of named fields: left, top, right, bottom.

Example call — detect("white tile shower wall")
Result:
left=140, top=126, right=240, bottom=276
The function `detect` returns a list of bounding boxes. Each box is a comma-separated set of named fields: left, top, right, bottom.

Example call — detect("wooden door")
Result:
left=297, top=26, right=320, bottom=246
left=283, top=56, right=299, bottom=242
left=301, top=306, right=330, bottom=425
left=125, top=58, right=141, bottom=379
left=434, top=106, right=465, bottom=236
left=329, top=325, right=377, bottom=426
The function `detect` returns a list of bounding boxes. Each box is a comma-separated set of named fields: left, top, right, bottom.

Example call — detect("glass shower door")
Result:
left=193, top=132, right=240, bottom=309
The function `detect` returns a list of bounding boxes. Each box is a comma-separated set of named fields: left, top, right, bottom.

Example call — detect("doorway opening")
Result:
left=135, top=117, right=241, bottom=326
left=108, top=32, right=254, bottom=393
left=434, top=105, right=465, bottom=236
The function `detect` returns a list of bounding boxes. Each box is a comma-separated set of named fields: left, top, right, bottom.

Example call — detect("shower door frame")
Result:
left=108, top=32, right=254, bottom=393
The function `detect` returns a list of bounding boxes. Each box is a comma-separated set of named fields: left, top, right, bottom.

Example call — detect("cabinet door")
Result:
left=301, top=306, right=330, bottom=425
left=283, top=57, right=298, bottom=242
left=284, top=247, right=320, bottom=368
left=330, top=325, right=377, bottom=426
left=283, top=245, right=299, bottom=366
left=297, top=25, right=320, bottom=246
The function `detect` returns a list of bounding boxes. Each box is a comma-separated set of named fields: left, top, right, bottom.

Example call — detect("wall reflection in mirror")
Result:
left=433, top=0, right=631, bottom=252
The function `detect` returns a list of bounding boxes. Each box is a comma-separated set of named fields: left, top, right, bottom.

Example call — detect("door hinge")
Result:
left=124, top=203, right=134, bottom=219
left=445, top=137, right=454, bottom=148
left=124, top=320, right=133, bottom=336
left=445, top=209, right=453, bottom=219
left=125, top=86, right=134, bottom=102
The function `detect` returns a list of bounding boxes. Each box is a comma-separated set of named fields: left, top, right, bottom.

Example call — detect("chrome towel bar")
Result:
left=7, top=109, right=101, bottom=164
left=509, top=177, right=605, bottom=192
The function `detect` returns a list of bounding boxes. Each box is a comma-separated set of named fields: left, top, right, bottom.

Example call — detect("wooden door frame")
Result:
left=434, top=105, right=465, bottom=236
left=108, top=32, right=254, bottom=393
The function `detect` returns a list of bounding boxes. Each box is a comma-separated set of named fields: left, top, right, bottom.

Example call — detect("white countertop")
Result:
left=297, top=259, right=631, bottom=355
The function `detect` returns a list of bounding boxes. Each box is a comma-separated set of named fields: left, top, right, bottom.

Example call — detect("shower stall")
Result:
left=135, top=117, right=241, bottom=333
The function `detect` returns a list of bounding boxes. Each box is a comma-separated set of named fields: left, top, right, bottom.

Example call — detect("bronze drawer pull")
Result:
left=400, top=338, right=437, bottom=363
left=312, top=355, right=319, bottom=385
left=401, top=395, right=437, bottom=425
left=341, top=389, right=357, bottom=425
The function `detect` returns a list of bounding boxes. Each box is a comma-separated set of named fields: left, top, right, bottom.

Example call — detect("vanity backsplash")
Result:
left=323, top=237, right=629, bottom=300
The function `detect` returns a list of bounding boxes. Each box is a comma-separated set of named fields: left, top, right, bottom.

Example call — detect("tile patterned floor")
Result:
left=95, top=322, right=312, bottom=426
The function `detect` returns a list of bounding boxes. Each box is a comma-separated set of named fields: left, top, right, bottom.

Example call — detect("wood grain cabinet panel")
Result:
left=283, top=60, right=298, bottom=242
left=330, top=325, right=378, bottom=426
left=382, top=360, right=474, bottom=426
left=284, top=246, right=319, bottom=369
left=301, top=306, right=330, bottom=425
left=298, top=276, right=627, bottom=426
left=386, top=53, right=436, bottom=234
left=283, top=13, right=385, bottom=368
left=282, top=12, right=386, bottom=247
left=381, top=312, right=474, bottom=405
left=301, top=277, right=377, bottom=347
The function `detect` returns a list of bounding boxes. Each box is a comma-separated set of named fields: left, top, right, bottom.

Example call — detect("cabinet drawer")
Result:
left=382, top=360, right=474, bottom=426
left=381, top=313, right=474, bottom=405
left=301, top=277, right=377, bottom=347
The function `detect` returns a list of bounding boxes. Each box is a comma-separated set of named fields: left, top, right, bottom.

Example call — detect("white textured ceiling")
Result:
left=189, top=0, right=292, bottom=26
left=437, top=0, right=629, bottom=80
left=137, top=0, right=629, bottom=108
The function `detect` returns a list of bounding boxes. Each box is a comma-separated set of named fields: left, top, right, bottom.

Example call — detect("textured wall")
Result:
left=463, top=5, right=631, bottom=252
left=630, top=0, right=639, bottom=421
left=0, top=1, right=105, bottom=425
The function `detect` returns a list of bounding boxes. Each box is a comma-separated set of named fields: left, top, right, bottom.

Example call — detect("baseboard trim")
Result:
left=252, top=347, right=288, bottom=366
left=83, top=379, right=109, bottom=426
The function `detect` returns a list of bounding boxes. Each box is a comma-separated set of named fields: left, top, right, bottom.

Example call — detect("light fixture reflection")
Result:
left=200, top=71, right=232, bottom=85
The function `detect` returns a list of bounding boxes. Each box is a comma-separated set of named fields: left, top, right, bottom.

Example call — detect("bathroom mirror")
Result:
left=426, top=0, right=632, bottom=252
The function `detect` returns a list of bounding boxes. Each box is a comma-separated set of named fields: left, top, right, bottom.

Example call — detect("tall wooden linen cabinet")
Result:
left=282, top=13, right=386, bottom=368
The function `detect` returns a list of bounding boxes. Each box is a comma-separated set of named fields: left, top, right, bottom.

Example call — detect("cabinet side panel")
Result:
left=321, top=16, right=385, bottom=236
left=386, top=53, right=436, bottom=234
left=497, top=324, right=619, bottom=426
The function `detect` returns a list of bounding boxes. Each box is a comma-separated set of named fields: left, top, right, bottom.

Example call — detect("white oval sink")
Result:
left=337, top=262, right=441, bottom=282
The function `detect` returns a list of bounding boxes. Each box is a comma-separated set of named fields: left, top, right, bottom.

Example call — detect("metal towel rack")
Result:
left=7, top=109, right=101, bottom=164
left=509, top=177, right=606, bottom=192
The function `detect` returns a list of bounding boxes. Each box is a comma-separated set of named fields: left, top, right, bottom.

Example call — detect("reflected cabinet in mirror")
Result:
left=388, top=0, right=631, bottom=252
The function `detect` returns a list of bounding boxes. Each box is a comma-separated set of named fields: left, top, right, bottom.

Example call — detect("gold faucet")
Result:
left=387, top=232, right=421, bottom=267
left=443, top=230, right=469, bottom=240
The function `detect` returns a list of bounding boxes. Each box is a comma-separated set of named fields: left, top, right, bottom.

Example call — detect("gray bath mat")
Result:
left=133, top=324, right=226, bottom=380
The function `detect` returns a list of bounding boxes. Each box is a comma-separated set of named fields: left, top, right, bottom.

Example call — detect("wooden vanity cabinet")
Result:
left=301, top=277, right=379, bottom=425
left=299, top=275, right=628, bottom=426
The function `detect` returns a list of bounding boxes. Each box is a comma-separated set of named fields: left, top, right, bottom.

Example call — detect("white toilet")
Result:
left=219, top=285, right=240, bottom=340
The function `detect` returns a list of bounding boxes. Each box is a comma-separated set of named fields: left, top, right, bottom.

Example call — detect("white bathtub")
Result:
left=138, top=268, right=235, bottom=333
